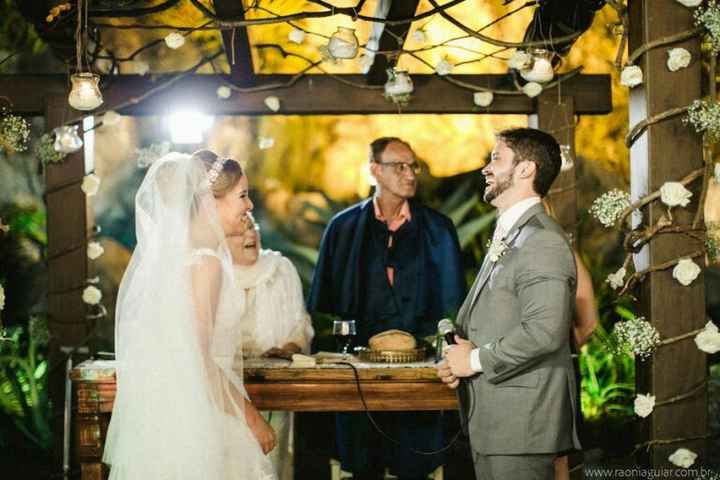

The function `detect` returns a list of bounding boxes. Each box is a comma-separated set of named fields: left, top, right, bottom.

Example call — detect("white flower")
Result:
left=102, top=110, right=121, bottom=126
left=82, top=286, right=102, bottom=305
left=672, top=258, right=701, bottom=286
left=667, top=48, right=692, bottom=72
left=676, top=0, right=702, bottom=6
left=81, top=174, right=101, bottom=196
left=611, top=317, right=661, bottom=359
left=694, top=321, right=720, bottom=354
left=633, top=393, right=655, bottom=418
left=412, top=29, right=427, bottom=43
left=660, top=181, right=692, bottom=208
left=522, top=82, right=543, bottom=98
left=258, top=136, right=275, bottom=150
left=164, top=32, right=185, bottom=49
left=473, top=91, right=494, bottom=107
left=216, top=86, right=232, bottom=99
left=87, top=242, right=104, bottom=260
left=435, top=58, right=453, bottom=76
left=264, top=96, right=280, bottom=112
left=714, top=162, right=720, bottom=183
left=606, top=267, right=627, bottom=290
left=507, top=50, right=532, bottom=70
left=0, top=284, right=5, bottom=311
left=288, top=28, right=305, bottom=44
left=130, top=60, right=150, bottom=75
left=487, top=239, right=509, bottom=262
left=620, top=65, right=643, bottom=87
left=668, top=448, right=698, bottom=468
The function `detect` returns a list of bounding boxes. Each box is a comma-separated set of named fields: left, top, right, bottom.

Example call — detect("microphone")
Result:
left=438, top=318, right=457, bottom=346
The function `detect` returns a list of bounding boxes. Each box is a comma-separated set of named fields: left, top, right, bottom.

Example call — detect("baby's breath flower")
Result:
left=35, top=133, right=67, bottom=165
left=685, top=98, right=720, bottom=142
left=590, top=189, right=631, bottom=227
left=610, top=317, right=661, bottom=360
left=696, top=1, right=720, bottom=55
left=0, top=109, right=31, bottom=154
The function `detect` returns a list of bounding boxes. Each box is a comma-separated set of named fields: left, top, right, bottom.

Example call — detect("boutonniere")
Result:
left=486, top=238, right=510, bottom=263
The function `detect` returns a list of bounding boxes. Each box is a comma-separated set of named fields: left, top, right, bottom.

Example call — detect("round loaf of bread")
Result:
left=368, top=329, right=416, bottom=351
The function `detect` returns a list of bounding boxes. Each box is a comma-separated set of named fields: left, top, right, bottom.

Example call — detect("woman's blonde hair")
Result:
left=191, top=149, right=244, bottom=197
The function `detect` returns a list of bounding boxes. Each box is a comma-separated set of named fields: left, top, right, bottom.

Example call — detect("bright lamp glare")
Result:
left=167, top=111, right=214, bottom=144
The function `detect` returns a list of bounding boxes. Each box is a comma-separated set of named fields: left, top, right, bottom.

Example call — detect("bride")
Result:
left=102, top=150, right=277, bottom=479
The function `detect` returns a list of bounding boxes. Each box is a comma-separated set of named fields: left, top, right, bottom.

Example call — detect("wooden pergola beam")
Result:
left=365, top=0, right=421, bottom=85
left=213, top=0, right=255, bottom=86
left=1, top=74, right=611, bottom=116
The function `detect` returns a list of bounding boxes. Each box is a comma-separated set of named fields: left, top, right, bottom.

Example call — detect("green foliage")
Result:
left=0, top=0, right=46, bottom=68
left=0, top=317, right=51, bottom=450
left=580, top=323, right=636, bottom=421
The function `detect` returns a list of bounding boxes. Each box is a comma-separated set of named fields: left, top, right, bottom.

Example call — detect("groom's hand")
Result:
left=444, top=335, right=476, bottom=378
left=437, top=360, right=460, bottom=389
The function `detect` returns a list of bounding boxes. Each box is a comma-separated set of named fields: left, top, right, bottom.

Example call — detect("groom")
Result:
left=437, top=128, right=581, bottom=480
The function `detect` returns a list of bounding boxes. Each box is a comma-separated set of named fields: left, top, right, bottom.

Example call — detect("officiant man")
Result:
left=308, top=137, right=465, bottom=480
left=438, top=127, right=581, bottom=480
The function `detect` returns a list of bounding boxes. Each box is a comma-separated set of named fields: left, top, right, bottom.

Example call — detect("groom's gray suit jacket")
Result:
left=457, top=203, right=582, bottom=455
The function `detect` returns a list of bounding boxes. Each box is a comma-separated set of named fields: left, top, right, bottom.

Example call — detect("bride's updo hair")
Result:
left=191, top=149, right=244, bottom=198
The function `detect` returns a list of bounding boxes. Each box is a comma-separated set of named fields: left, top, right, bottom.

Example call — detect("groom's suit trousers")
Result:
left=473, top=452, right=555, bottom=480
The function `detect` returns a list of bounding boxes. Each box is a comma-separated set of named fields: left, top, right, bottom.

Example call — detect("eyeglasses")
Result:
left=377, top=161, right=422, bottom=175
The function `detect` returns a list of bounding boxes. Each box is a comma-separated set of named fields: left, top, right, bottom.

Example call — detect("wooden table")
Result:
left=70, top=358, right=458, bottom=480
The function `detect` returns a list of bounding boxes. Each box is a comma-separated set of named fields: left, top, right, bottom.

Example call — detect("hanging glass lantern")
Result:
left=53, top=125, right=83, bottom=154
left=327, top=27, right=359, bottom=59
left=519, top=49, right=556, bottom=84
left=68, top=72, right=103, bottom=111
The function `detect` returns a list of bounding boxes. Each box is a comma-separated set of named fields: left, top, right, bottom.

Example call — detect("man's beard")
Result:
left=483, top=170, right=514, bottom=203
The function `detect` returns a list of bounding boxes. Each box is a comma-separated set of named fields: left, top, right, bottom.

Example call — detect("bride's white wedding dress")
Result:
left=102, top=153, right=276, bottom=480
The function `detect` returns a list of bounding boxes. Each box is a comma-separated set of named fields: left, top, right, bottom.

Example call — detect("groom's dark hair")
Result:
left=496, top=127, right=561, bottom=197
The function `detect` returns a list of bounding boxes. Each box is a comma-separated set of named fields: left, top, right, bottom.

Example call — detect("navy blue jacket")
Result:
left=307, top=198, right=466, bottom=325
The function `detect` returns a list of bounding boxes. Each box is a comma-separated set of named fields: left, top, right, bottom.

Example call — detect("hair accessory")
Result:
left=207, top=157, right=228, bottom=185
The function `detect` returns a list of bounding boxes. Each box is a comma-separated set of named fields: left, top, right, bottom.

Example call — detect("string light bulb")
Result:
left=68, top=72, right=103, bottom=111
left=519, top=49, right=556, bottom=84
left=328, top=27, right=359, bottom=59
left=53, top=125, right=83, bottom=154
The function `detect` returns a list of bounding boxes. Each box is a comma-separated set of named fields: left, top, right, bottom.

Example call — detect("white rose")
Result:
left=288, top=28, right=305, bottom=45
left=412, top=29, right=427, bottom=43
left=82, top=286, right=102, bottom=305
left=435, top=58, right=453, bottom=76
left=164, top=32, right=185, bottom=49
left=473, top=91, right=494, bottom=107
left=87, top=241, right=104, bottom=260
left=81, top=174, right=101, bottom=196
left=606, top=267, right=626, bottom=290
left=258, top=136, right=275, bottom=150
left=672, top=258, right=701, bottom=286
left=264, top=96, right=280, bottom=112
left=102, top=110, right=121, bottom=126
left=668, top=448, right=698, bottom=468
left=667, top=48, right=691, bottom=72
left=660, top=181, right=692, bottom=207
left=633, top=393, right=655, bottom=418
left=130, top=60, right=149, bottom=76
left=507, top=50, right=532, bottom=70
left=714, top=162, right=720, bottom=184
left=676, top=0, right=702, bottom=7
left=694, top=321, right=720, bottom=354
left=620, top=65, right=643, bottom=87
left=0, top=284, right=5, bottom=311
left=522, top=82, right=543, bottom=98
left=216, top=86, right=232, bottom=99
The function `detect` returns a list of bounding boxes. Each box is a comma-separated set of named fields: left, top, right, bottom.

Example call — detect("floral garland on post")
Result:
left=596, top=0, right=720, bottom=470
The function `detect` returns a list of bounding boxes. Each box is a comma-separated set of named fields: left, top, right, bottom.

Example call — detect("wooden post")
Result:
left=531, top=95, right=577, bottom=238
left=628, top=0, right=707, bottom=466
left=44, top=93, right=90, bottom=468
